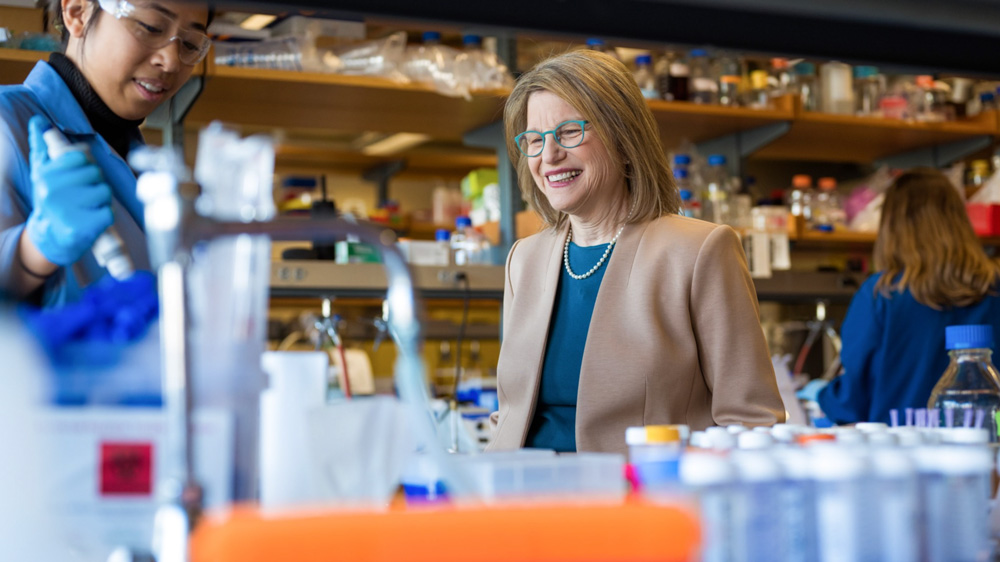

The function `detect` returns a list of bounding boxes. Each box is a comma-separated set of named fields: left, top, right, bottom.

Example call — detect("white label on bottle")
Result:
left=693, top=77, right=718, bottom=92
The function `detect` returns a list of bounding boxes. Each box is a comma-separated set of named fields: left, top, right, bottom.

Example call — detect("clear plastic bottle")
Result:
left=654, top=51, right=674, bottom=101
left=769, top=57, right=793, bottom=98
left=633, top=54, right=658, bottom=99
left=730, top=450, right=787, bottom=562
left=914, top=75, right=948, bottom=122
left=787, top=174, right=814, bottom=222
left=854, top=65, right=882, bottom=117
left=455, top=34, right=506, bottom=91
left=703, top=154, right=730, bottom=224
left=716, top=54, right=742, bottom=107
left=810, top=177, right=846, bottom=229
left=979, top=91, right=997, bottom=114
left=793, top=61, right=820, bottom=112
left=451, top=216, right=474, bottom=265
left=810, top=445, right=881, bottom=562
left=689, top=49, right=718, bottom=105
left=585, top=38, right=619, bottom=61
left=928, top=324, right=1000, bottom=441
left=676, top=170, right=702, bottom=219
left=916, top=444, right=993, bottom=562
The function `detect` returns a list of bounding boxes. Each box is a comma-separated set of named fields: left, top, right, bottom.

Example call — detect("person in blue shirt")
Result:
left=809, top=168, right=1000, bottom=425
left=0, top=0, right=211, bottom=306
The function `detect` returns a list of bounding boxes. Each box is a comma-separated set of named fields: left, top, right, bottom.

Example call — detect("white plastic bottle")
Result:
left=731, top=449, right=786, bottom=562
left=820, top=61, right=855, bottom=115
left=633, top=54, right=658, bottom=99
left=680, top=451, right=737, bottom=562
left=810, top=445, right=881, bottom=562
left=916, top=445, right=993, bottom=562
left=870, top=448, right=920, bottom=562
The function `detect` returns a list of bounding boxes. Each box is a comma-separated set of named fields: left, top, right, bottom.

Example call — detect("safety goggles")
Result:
left=98, top=0, right=212, bottom=65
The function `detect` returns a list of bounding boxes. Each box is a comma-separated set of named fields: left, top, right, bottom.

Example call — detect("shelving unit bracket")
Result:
left=875, top=135, right=993, bottom=169
left=362, top=160, right=407, bottom=207
left=464, top=120, right=520, bottom=263
left=696, top=121, right=791, bottom=178
left=145, top=75, right=204, bottom=150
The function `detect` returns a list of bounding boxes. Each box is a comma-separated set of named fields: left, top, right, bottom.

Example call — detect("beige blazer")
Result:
left=488, top=214, right=785, bottom=455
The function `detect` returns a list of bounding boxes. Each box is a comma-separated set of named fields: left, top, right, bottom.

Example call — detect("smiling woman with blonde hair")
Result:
left=488, top=49, right=784, bottom=454
left=816, top=167, right=1000, bottom=424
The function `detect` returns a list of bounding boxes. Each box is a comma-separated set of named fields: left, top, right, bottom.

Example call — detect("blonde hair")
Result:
left=873, top=167, right=1000, bottom=308
left=503, top=49, right=679, bottom=228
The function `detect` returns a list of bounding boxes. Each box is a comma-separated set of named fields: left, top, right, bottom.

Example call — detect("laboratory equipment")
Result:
left=928, top=324, right=1000, bottom=441
left=40, top=125, right=134, bottom=280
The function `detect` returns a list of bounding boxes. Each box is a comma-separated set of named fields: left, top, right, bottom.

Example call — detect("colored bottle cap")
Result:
left=980, top=91, right=996, bottom=103
left=945, top=324, right=994, bottom=350
left=435, top=229, right=451, bottom=241
left=818, top=177, right=837, bottom=190
left=679, top=189, right=693, bottom=201
left=422, top=31, right=441, bottom=43
left=792, top=174, right=812, bottom=188
left=794, top=61, right=816, bottom=75
left=689, top=48, right=708, bottom=57
left=645, top=425, right=681, bottom=443
left=853, top=65, right=878, bottom=78
left=915, top=75, right=935, bottom=88
left=796, top=433, right=836, bottom=445
left=673, top=154, right=692, bottom=166
left=771, top=58, right=789, bottom=69
left=455, top=216, right=472, bottom=228
left=674, top=168, right=689, bottom=180
left=635, top=54, right=652, bottom=66
left=586, top=38, right=605, bottom=48
left=708, top=154, right=726, bottom=166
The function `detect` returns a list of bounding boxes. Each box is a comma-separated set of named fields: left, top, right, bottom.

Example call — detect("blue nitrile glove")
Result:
left=796, top=378, right=829, bottom=402
left=24, top=115, right=114, bottom=266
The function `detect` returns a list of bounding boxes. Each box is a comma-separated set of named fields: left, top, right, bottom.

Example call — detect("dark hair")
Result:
left=47, top=0, right=215, bottom=49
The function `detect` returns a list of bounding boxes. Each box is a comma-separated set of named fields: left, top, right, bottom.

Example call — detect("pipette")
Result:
left=42, top=127, right=133, bottom=280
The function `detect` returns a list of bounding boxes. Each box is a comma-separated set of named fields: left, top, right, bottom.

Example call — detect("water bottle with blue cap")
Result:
left=928, top=324, right=1000, bottom=441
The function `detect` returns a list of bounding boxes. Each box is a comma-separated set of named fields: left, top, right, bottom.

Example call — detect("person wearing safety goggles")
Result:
left=0, top=0, right=212, bottom=306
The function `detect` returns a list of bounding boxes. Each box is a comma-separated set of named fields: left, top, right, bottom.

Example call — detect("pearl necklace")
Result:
left=563, top=205, right=634, bottom=280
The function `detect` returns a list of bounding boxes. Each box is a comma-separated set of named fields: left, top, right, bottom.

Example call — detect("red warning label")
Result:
left=99, top=442, right=153, bottom=496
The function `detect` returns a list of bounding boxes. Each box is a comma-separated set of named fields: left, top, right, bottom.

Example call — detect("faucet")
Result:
left=134, top=174, right=434, bottom=562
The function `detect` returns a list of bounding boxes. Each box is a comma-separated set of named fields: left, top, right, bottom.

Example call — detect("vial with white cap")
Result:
left=730, top=450, right=786, bottom=562
left=705, top=426, right=737, bottom=451
left=870, top=448, right=920, bottom=562
left=773, top=447, right=819, bottom=562
left=680, top=451, right=737, bottom=562
left=809, top=444, right=880, bottom=562
left=915, top=445, right=993, bottom=562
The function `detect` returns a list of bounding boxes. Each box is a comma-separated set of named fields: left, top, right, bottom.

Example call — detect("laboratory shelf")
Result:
left=270, top=261, right=506, bottom=300
left=0, top=47, right=46, bottom=84
left=753, top=108, right=999, bottom=163
left=190, top=61, right=508, bottom=141
left=647, top=95, right=795, bottom=148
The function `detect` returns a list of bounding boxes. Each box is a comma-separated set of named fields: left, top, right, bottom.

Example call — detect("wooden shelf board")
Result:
left=754, top=110, right=998, bottom=163
left=189, top=64, right=507, bottom=141
left=0, top=48, right=46, bottom=85
left=647, top=98, right=794, bottom=147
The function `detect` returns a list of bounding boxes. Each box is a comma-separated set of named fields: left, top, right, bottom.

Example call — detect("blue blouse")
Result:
left=525, top=240, right=611, bottom=452
left=818, top=273, right=1000, bottom=425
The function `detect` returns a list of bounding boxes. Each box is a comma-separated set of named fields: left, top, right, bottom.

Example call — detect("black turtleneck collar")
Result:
left=48, top=52, right=144, bottom=160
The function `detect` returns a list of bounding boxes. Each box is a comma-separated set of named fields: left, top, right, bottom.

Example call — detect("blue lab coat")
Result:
left=0, top=61, right=150, bottom=306
left=818, top=273, right=1000, bottom=425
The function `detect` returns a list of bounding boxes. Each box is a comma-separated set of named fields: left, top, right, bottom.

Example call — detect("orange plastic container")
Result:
left=191, top=499, right=700, bottom=562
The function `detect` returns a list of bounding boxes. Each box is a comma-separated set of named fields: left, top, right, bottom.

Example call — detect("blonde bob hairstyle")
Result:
left=873, top=167, right=1000, bottom=308
left=503, top=49, right=679, bottom=229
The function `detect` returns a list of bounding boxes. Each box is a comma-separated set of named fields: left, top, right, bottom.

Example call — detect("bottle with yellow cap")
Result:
left=747, top=69, right=772, bottom=110
left=625, top=424, right=683, bottom=491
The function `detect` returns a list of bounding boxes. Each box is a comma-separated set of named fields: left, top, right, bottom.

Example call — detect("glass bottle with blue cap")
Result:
left=927, top=324, right=1000, bottom=440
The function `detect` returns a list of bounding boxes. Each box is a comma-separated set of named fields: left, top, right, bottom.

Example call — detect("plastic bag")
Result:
left=401, top=40, right=469, bottom=99
left=845, top=165, right=894, bottom=231
left=321, top=31, right=410, bottom=82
